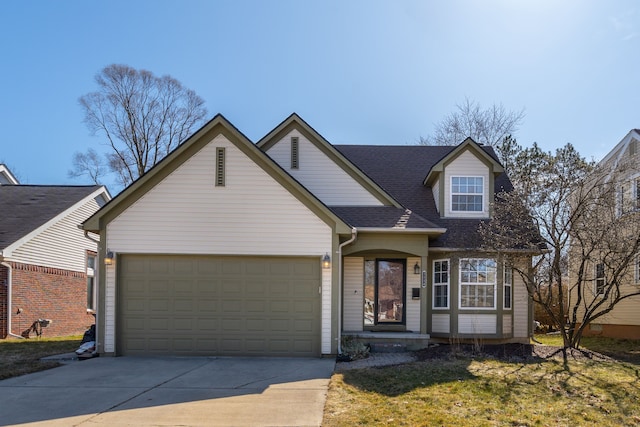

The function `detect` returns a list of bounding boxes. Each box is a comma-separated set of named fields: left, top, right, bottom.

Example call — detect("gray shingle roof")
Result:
left=334, top=144, right=513, bottom=248
left=0, top=185, right=101, bottom=249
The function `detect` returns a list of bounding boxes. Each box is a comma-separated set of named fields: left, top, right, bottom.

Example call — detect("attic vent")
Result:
left=215, top=147, right=225, bottom=187
left=291, top=137, right=299, bottom=169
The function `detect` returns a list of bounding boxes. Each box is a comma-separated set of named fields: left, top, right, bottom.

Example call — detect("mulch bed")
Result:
left=414, top=343, right=616, bottom=363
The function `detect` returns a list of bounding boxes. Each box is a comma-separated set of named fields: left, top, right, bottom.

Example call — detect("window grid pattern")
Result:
left=433, top=260, right=449, bottom=309
left=452, top=176, right=483, bottom=211
left=595, top=263, right=605, bottom=295
left=504, top=266, right=512, bottom=309
left=460, top=258, right=496, bottom=308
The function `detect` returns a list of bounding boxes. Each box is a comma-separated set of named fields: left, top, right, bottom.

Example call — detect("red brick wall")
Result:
left=0, top=265, right=7, bottom=338
left=5, top=262, right=94, bottom=338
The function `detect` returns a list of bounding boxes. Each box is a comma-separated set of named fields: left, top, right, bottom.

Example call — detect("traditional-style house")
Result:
left=0, top=165, right=110, bottom=338
left=82, top=114, right=535, bottom=357
left=578, top=129, right=640, bottom=339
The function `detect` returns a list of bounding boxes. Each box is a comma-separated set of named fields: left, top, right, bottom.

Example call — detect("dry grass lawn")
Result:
left=323, top=337, right=640, bottom=426
left=0, top=336, right=81, bottom=380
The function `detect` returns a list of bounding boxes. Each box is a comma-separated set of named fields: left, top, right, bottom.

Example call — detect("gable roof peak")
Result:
left=423, top=137, right=504, bottom=186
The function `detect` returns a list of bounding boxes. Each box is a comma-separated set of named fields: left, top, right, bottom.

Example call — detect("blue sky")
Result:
left=1, top=0, right=638, bottom=190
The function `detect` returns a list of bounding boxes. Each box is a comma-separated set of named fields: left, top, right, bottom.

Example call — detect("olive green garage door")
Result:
left=117, top=255, right=321, bottom=357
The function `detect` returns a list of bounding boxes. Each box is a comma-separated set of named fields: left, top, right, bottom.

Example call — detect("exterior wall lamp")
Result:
left=414, top=262, right=420, bottom=274
left=104, top=250, right=115, bottom=265
left=322, top=253, right=331, bottom=269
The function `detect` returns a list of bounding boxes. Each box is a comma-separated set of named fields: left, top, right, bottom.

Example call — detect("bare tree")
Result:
left=481, top=142, right=640, bottom=350
left=68, top=148, right=105, bottom=185
left=72, top=64, right=208, bottom=188
left=421, top=97, right=525, bottom=150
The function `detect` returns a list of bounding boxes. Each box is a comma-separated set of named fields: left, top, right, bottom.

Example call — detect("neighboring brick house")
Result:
left=0, top=165, right=110, bottom=338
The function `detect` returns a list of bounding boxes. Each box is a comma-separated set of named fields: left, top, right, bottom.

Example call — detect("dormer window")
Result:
left=451, top=176, right=483, bottom=212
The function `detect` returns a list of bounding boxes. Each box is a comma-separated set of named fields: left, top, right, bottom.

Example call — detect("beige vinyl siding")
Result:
left=11, top=197, right=102, bottom=272
left=103, top=134, right=334, bottom=354
left=444, top=150, right=490, bottom=218
left=343, top=257, right=364, bottom=331
left=458, top=314, right=497, bottom=334
left=431, top=178, right=440, bottom=215
left=406, top=257, right=421, bottom=332
left=513, top=265, right=530, bottom=338
left=264, top=130, right=383, bottom=206
left=432, top=313, right=450, bottom=333
left=107, top=134, right=332, bottom=255
left=582, top=294, right=640, bottom=326
left=503, top=314, right=513, bottom=334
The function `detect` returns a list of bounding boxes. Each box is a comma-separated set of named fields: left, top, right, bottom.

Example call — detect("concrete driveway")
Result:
left=0, top=356, right=335, bottom=427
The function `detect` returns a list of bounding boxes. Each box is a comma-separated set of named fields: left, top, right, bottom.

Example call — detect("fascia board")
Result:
left=0, top=164, right=19, bottom=185
left=356, top=227, right=447, bottom=235
left=600, top=129, right=640, bottom=166
left=82, top=115, right=233, bottom=231
left=257, top=113, right=402, bottom=208
left=423, top=139, right=504, bottom=186
left=82, top=114, right=352, bottom=235
left=4, top=186, right=109, bottom=257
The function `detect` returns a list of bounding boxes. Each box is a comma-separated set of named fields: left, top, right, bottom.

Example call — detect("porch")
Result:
left=343, top=331, right=430, bottom=352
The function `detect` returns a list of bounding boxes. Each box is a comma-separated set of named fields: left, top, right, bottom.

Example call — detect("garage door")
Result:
left=117, top=255, right=321, bottom=357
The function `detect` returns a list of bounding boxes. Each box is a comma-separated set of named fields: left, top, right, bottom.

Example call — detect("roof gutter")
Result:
left=356, top=227, right=447, bottom=235
left=337, top=227, right=357, bottom=355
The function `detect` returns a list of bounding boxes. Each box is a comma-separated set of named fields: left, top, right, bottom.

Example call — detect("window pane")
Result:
left=86, top=277, right=95, bottom=310
left=364, top=260, right=375, bottom=326
left=377, top=260, right=405, bottom=323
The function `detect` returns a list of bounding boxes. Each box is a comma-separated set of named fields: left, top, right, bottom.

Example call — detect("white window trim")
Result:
left=432, top=259, right=450, bottom=310
left=450, top=176, right=484, bottom=213
left=503, top=265, right=512, bottom=310
left=459, top=258, right=497, bottom=310
left=86, top=252, right=97, bottom=313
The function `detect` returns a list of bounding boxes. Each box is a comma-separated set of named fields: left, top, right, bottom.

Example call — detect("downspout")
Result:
left=2, top=261, right=24, bottom=339
left=84, top=230, right=100, bottom=245
left=337, top=227, right=357, bottom=355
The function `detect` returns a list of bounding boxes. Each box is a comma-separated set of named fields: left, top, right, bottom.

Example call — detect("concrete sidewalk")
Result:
left=0, top=356, right=335, bottom=427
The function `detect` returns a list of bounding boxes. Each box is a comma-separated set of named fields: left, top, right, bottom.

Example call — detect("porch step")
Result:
left=343, top=332, right=431, bottom=352
left=369, top=342, right=407, bottom=353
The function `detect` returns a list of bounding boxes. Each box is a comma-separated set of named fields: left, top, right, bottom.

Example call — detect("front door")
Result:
left=364, top=259, right=406, bottom=327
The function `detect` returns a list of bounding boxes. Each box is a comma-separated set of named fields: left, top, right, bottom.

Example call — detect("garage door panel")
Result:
left=118, top=255, right=321, bottom=356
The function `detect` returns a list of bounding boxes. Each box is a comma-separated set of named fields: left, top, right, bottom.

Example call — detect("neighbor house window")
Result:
left=635, top=256, right=640, bottom=285
left=86, top=252, right=96, bottom=312
left=291, top=136, right=299, bottom=169
left=635, top=178, right=640, bottom=211
left=595, top=263, right=605, bottom=295
left=433, top=259, right=449, bottom=309
left=504, top=265, right=512, bottom=309
left=617, top=184, right=626, bottom=217
left=215, top=147, right=225, bottom=187
left=460, top=258, right=496, bottom=308
left=451, top=176, right=483, bottom=212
